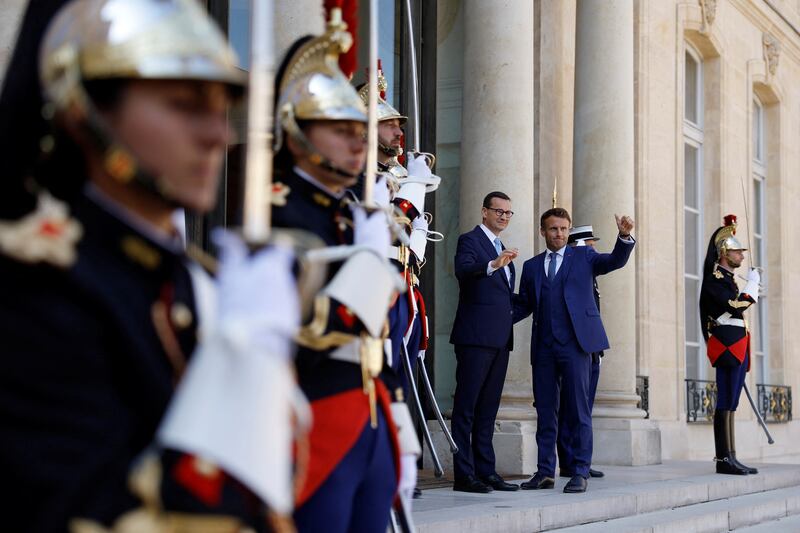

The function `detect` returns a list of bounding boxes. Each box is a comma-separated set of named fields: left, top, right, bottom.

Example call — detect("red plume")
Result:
left=324, top=0, right=358, bottom=79
left=723, top=214, right=737, bottom=227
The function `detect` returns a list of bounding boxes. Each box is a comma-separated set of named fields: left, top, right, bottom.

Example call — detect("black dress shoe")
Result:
left=563, top=475, right=588, bottom=493
left=520, top=472, right=555, bottom=490
left=413, top=487, right=422, bottom=499
left=559, top=469, right=574, bottom=478
left=453, top=476, right=493, bottom=493
left=588, top=468, right=604, bottom=478
left=480, top=474, right=519, bottom=491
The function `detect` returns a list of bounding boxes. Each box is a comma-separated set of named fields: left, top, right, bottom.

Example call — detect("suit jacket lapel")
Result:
left=534, top=252, right=544, bottom=303
left=475, top=226, right=499, bottom=260
left=560, top=246, right=574, bottom=281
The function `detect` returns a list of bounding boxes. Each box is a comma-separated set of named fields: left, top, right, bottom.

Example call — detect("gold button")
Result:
left=170, top=303, right=193, bottom=330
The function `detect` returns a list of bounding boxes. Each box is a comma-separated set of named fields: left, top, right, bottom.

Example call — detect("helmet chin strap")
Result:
left=280, top=106, right=361, bottom=180
left=77, top=99, right=183, bottom=208
left=378, top=138, right=402, bottom=158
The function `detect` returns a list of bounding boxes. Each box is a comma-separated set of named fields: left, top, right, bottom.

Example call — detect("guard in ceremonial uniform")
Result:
left=0, top=0, right=300, bottom=531
left=355, top=65, right=440, bottom=396
left=270, top=9, right=420, bottom=532
left=700, top=215, right=761, bottom=476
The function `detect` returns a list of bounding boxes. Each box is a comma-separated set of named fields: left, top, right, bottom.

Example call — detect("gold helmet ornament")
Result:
left=38, top=0, right=245, bottom=204
left=357, top=60, right=406, bottom=159
left=714, top=214, right=747, bottom=258
left=276, top=7, right=367, bottom=178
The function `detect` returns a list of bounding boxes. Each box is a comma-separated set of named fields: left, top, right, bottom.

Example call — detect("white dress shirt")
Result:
left=543, top=245, right=566, bottom=277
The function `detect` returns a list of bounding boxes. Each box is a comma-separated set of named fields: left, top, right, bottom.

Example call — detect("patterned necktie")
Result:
left=547, top=251, right=557, bottom=281
left=493, top=237, right=502, bottom=256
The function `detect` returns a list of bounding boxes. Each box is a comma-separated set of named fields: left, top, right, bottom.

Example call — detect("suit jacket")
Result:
left=513, top=237, right=634, bottom=360
left=450, top=226, right=516, bottom=350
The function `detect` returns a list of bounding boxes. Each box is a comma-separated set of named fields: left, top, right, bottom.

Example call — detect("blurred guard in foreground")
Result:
left=700, top=215, right=761, bottom=476
left=0, top=0, right=301, bottom=531
left=270, top=7, right=418, bottom=532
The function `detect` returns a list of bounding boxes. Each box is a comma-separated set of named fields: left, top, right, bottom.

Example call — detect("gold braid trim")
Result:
left=728, top=299, right=753, bottom=309
left=295, top=295, right=357, bottom=350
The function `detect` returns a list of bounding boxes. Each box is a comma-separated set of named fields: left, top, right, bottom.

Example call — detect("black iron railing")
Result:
left=636, top=375, right=650, bottom=419
left=686, top=379, right=717, bottom=423
left=756, top=384, right=793, bottom=423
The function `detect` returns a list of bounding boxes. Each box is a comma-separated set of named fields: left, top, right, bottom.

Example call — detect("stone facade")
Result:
left=432, top=0, right=800, bottom=473
left=3, top=0, right=799, bottom=475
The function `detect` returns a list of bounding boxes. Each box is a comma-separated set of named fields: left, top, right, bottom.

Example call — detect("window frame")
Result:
left=683, top=44, right=706, bottom=381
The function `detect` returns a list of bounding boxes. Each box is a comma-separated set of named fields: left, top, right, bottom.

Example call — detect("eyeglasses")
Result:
left=486, top=208, right=514, bottom=218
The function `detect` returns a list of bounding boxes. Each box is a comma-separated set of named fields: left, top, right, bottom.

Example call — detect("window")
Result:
left=752, top=98, right=768, bottom=383
left=684, top=47, right=705, bottom=380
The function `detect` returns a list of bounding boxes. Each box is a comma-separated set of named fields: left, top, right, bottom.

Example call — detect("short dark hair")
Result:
left=483, top=191, right=510, bottom=208
left=540, top=207, right=572, bottom=228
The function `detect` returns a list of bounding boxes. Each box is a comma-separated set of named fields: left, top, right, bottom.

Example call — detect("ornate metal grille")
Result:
left=686, top=379, right=717, bottom=423
left=636, top=375, right=650, bottom=419
left=756, top=384, right=792, bottom=423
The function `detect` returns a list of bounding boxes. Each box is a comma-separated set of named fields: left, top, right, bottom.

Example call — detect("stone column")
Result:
left=572, top=0, right=660, bottom=465
left=275, top=0, right=325, bottom=59
left=455, top=0, right=537, bottom=476
left=0, top=0, right=27, bottom=84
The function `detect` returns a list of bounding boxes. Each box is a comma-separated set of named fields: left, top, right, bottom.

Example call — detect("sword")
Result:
left=242, top=0, right=276, bottom=244
left=391, top=496, right=416, bottom=533
left=743, top=382, right=775, bottom=444
left=362, top=0, right=379, bottom=206
left=401, top=338, right=443, bottom=478
left=417, top=347, right=458, bottom=453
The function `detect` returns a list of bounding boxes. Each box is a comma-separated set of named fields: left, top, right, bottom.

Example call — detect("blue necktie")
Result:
left=547, top=251, right=557, bottom=281
left=493, top=237, right=502, bottom=256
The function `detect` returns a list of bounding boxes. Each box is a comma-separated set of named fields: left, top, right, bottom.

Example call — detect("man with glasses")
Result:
left=449, top=191, right=520, bottom=493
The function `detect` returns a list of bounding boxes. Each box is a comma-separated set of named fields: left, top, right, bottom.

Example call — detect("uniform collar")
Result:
left=294, top=165, right=345, bottom=200
left=84, top=184, right=183, bottom=254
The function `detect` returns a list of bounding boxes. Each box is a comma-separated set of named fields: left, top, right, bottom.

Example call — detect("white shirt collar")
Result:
left=294, top=165, right=345, bottom=199
left=479, top=223, right=501, bottom=243
left=547, top=245, right=567, bottom=258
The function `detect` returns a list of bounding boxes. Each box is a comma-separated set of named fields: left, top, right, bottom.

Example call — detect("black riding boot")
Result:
left=714, top=409, right=748, bottom=475
left=728, top=411, right=758, bottom=474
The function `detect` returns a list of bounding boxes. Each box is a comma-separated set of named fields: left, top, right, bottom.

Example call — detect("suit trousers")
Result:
left=451, top=344, right=510, bottom=480
left=533, top=338, right=593, bottom=478
left=557, top=353, right=600, bottom=472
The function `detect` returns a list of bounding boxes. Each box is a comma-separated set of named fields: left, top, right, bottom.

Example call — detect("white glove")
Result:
left=372, top=174, right=392, bottom=207
left=742, top=268, right=761, bottom=303
left=157, top=231, right=304, bottom=514
left=398, top=453, right=418, bottom=508
left=406, top=153, right=432, bottom=180
left=409, top=215, right=429, bottom=262
left=214, top=230, right=300, bottom=359
left=353, top=206, right=391, bottom=258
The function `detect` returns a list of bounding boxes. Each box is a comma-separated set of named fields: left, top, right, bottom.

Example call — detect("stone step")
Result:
left=412, top=462, right=800, bottom=533
left=735, top=512, right=800, bottom=532
left=552, top=485, right=800, bottom=532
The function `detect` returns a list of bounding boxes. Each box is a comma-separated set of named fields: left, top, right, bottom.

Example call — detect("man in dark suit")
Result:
left=514, top=208, right=635, bottom=494
left=450, top=191, right=520, bottom=493
left=557, top=225, right=605, bottom=479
